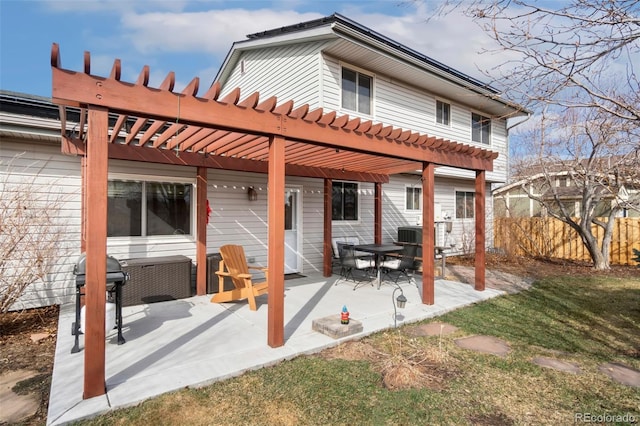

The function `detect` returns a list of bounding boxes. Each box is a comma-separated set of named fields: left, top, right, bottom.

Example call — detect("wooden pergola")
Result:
left=51, top=43, right=495, bottom=399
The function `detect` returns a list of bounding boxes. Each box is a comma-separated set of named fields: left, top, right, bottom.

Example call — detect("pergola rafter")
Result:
left=51, top=45, right=497, bottom=176
left=50, top=43, right=491, bottom=400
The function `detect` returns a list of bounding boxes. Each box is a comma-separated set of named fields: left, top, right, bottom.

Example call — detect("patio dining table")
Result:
left=354, top=243, right=403, bottom=289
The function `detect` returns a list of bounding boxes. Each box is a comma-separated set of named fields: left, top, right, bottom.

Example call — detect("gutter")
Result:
left=506, top=111, right=532, bottom=131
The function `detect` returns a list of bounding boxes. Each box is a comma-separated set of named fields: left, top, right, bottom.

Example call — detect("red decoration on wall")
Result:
left=206, top=200, right=212, bottom=224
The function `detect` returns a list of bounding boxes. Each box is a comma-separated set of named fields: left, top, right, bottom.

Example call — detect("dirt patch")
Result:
left=0, top=305, right=59, bottom=425
left=448, top=254, right=638, bottom=281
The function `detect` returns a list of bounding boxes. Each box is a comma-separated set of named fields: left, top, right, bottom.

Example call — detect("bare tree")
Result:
left=0, top=155, right=68, bottom=313
left=513, top=107, right=639, bottom=270
left=428, top=0, right=640, bottom=122
left=425, top=0, right=640, bottom=269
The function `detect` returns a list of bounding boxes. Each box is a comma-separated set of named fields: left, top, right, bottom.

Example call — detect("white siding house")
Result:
left=0, top=14, right=525, bottom=311
left=217, top=14, right=524, bottom=253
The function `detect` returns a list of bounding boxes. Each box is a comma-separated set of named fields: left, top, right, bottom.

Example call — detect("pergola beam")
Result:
left=51, top=66, right=497, bottom=172
left=61, top=136, right=390, bottom=183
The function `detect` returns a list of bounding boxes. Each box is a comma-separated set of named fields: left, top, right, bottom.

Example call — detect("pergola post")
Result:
left=323, top=178, right=333, bottom=277
left=83, top=106, right=109, bottom=398
left=374, top=182, right=382, bottom=244
left=267, top=135, right=286, bottom=347
left=421, top=162, right=435, bottom=305
left=80, top=156, right=86, bottom=252
left=196, top=167, right=207, bottom=295
left=475, top=170, right=486, bottom=291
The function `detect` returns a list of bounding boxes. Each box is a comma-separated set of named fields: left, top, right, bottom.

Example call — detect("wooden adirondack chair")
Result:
left=210, top=244, right=268, bottom=311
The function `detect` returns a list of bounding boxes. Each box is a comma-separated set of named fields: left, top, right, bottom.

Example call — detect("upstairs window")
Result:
left=455, top=191, right=475, bottom=219
left=108, top=179, right=192, bottom=237
left=341, top=67, right=372, bottom=115
left=471, top=112, right=491, bottom=144
left=406, top=186, right=422, bottom=211
left=436, top=100, right=450, bottom=126
left=332, top=181, right=359, bottom=221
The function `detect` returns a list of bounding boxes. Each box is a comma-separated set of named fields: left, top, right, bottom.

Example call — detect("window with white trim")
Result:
left=107, top=179, right=193, bottom=237
left=332, top=181, right=359, bottom=221
left=455, top=191, right=475, bottom=219
left=405, top=186, right=421, bottom=211
left=471, top=112, right=491, bottom=144
left=341, top=67, right=372, bottom=114
left=436, top=100, right=450, bottom=126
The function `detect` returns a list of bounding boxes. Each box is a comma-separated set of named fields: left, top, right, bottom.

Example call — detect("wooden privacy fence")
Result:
left=494, top=217, right=640, bottom=266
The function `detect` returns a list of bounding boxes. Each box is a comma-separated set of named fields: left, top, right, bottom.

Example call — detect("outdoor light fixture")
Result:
left=392, top=286, right=407, bottom=328
left=247, top=186, right=258, bottom=201
left=396, top=292, right=407, bottom=309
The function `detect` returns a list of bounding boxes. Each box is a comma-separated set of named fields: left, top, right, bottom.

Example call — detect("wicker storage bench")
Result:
left=120, top=255, right=192, bottom=306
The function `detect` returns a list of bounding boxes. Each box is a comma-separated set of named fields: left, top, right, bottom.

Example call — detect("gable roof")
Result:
left=216, top=13, right=529, bottom=119
left=493, top=163, right=640, bottom=197
left=246, top=13, right=494, bottom=92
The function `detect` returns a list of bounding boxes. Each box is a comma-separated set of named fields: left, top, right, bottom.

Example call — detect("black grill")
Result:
left=71, top=254, right=128, bottom=353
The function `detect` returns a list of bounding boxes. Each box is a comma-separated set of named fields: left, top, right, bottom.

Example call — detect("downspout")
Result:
left=504, top=111, right=532, bottom=184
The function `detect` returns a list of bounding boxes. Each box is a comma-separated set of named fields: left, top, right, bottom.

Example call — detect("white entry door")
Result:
left=284, top=187, right=302, bottom=274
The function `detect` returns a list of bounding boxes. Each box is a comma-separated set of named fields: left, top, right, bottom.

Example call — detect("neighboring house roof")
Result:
left=539, top=185, right=615, bottom=201
left=0, top=90, right=126, bottom=143
left=493, top=169, right=640, bottom=199
left=216, top=13, right=529, bottom=119
left=511, top=157, right=640, bottom=182
left=0, top=90, right=73, bottom=142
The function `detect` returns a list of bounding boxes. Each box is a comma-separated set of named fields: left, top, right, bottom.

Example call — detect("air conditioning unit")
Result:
left=397, top=226, right=423, bottom=257
left=398, top=226, right=422, bottom=244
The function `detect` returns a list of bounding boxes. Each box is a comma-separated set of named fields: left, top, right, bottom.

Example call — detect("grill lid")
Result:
left=74, top=253, right=123, bottom=275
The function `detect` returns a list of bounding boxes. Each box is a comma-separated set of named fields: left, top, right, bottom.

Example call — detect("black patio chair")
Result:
left=336, top=243, right=375, bottom=290
left=380, top=243, right=418, bottom=286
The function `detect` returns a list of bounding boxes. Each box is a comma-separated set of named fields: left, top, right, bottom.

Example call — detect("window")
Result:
left=332, top=181, right=358, bottom=221
left=406, top=186, right=421, bottom=211
left=455, top=191, right=475, bottom=219
left=436, top=100, right=450, bottom=125
left=108, top=179, right=192, bottom=237
left=341, top=67, right=372, bottom=114
left=471, top=112, right=491, bottom=144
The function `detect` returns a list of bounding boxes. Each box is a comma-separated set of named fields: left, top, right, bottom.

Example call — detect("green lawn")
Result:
left=80, top=275, right=640, bottom=425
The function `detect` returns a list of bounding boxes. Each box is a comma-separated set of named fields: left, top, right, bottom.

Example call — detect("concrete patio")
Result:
left=47, top=272, right=507, bottom=425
